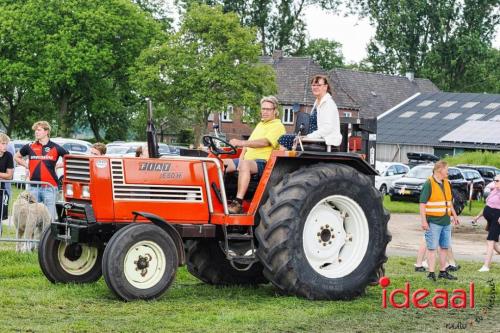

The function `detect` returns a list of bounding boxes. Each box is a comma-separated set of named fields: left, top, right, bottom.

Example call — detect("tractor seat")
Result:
left=298, top=137, right=337, bottom=152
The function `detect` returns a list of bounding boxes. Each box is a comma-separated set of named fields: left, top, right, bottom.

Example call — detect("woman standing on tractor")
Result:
left=278, top=74, right=342, bottom=150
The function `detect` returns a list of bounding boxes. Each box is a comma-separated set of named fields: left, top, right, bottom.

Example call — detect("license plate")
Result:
left=403, top=190, right=411, bottom=195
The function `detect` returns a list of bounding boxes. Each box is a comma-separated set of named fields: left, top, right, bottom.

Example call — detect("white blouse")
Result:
left=306, top=93, right=342, bottom=146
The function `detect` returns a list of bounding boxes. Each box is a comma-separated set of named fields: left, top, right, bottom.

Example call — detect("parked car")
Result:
left=389, top=165, right=468, bottom=215
left=456, top=164, right=500, bottom=186
left=375, top=162, right=409, bottom=196
left=458, top=168, right=485, bottom=200
left=51, top=137, right=92, bottom=155
left=106, top=142, right=178, bottom=157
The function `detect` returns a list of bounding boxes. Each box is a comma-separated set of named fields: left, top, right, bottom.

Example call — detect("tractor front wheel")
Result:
left=38, top=227, right=103, bottom=283
left=102, top=224, right=178, bottom=301
left=256, top=163, right=390, bottom=300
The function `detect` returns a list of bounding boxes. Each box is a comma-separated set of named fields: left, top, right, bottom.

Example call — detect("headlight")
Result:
left=65, top=184, right=74, bottom=196
left=81, top=185, right=90, bottom=198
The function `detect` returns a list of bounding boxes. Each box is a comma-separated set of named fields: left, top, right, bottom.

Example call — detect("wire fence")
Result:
left=0, top=180, right=59, bottom=252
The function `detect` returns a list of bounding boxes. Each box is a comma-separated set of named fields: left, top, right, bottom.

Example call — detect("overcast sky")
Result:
left=304, top=7, right=500, bottom=64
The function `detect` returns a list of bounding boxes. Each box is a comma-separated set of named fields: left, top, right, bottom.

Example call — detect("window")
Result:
left=395, top=165, right=409, bottom=175
left=448, top=168, right=463, bottom=180
left=417, top=100, right=434, bottom=107
left=485, top=103, right=500, bottom=109
left=399, top=111, right=416, bottom=118
left=466, top=114, right=485, bottom=121
left=282, top=106, right=294, bottom=125
left=439, top=101, right=457, bottom=107
left=421, top=112, right=438, bottom=119
left=207, top=113, right=214, bottom=121
left=461, top=102, right=479, bottom=108
left=221, top=105, right=233, bottom=122
left=343, top=112, right=352, bottom=117
left=444, top=113, right=462, bottom=120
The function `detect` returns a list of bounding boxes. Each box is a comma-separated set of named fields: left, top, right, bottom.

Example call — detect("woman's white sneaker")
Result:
left=478, top=266, right=490, bottom=272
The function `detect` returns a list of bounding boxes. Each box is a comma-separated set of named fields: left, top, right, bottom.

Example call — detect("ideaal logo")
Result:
left=379, top=276, right=475, bottom=309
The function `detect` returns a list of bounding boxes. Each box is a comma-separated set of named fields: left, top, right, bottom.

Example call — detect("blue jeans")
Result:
left=29, top=186, right=57, bottom=221
left=425, top=223, right=451, bottom=250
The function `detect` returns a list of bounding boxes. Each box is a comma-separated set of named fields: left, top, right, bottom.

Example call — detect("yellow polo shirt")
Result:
left=244, top=119, right=286, bottom=161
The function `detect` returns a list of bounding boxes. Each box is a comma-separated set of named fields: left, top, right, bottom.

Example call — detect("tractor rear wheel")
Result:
left=186, top=239, right=267, bottom=285
left=256, top=163, right=391, bottom=300
left=102, top=223, right=178, bottom=301
left=38, top=227, right=103, bottom=283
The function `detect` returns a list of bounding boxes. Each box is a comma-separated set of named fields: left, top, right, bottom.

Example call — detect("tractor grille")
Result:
left=110, top=159, right=203, bottom=202
left=65, top=158, right=90, bottom=182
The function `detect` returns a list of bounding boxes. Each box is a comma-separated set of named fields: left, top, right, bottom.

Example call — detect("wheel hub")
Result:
left=318, top=225, right=335, bottom=245
left=58, top=242, right=98, bottom=276
left=124, top=241, right=166, bottom=289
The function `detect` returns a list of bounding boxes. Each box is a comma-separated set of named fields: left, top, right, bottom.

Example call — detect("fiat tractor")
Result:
left=38, top=100, right=390, bottom=301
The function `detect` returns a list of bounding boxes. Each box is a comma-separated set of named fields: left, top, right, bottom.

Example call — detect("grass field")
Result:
left=383, top=195, right=483, bottom=217
left=0, top=246, right=498, bottom=333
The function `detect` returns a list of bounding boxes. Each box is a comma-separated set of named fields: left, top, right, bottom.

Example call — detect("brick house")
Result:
left=207, top=52, right=440, bottom=141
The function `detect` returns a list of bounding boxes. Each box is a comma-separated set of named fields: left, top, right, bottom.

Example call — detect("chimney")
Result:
left=405, top=71, right=415, bottom=81
left=272, top=49, right=283, bottom=61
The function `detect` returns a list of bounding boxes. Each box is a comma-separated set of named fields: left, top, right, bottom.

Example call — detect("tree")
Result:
left=12, top=0, right=165, bottom=137
left=175, top=1, right=342, bottom=55
left=349, top=0, right=500, bottom=92
left=131, top=4, right=277, bottom=144
left=300, top=38, right=344, bottom=70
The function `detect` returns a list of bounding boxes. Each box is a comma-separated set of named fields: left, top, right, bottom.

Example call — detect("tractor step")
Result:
left=222, top=225, right=257, bottom=271
left=226, top=233, right=253, bottom=240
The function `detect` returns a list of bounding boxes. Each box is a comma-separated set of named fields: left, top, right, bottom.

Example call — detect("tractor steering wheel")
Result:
left=202, top=135, right=238, bottom=156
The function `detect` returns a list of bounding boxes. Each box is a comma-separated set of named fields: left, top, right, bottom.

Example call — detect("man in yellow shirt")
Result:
left=225, top=96, right=286, bottom=213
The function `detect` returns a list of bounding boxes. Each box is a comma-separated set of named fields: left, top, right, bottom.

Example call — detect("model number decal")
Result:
left=159, top=172, right=183, bottom=179
left=139, top=162, right=171, bottom=172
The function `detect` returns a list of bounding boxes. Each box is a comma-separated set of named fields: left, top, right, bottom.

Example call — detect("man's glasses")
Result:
left=261, top=107, right=275, bottom=112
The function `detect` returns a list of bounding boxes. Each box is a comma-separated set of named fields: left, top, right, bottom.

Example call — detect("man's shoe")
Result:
left=438, top=271, right=457, bottom=280
left=415, top=266, right=426, bottom=272
left=427, top=272, right=436, bottom=281
left=446, top=264, right=461, bottom=272
left=478, top=266, right=490, bottom=272
left=228, top=200, right=243, bottom=214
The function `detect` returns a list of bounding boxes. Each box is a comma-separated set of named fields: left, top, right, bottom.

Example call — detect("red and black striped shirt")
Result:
left=19, top=140, right=68, bottom=187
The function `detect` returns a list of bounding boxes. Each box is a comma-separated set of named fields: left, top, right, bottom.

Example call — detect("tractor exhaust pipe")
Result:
left=146, top=98, right=159, bottom=158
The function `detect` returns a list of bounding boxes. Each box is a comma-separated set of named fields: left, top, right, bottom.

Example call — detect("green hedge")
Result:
left=444, top=151, right=500, bottom=168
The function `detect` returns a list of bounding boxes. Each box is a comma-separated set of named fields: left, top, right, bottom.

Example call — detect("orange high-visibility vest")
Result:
left=425, top=176, right=452, bottom=216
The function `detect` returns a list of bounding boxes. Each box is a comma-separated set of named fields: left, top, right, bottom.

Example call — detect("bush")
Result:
left=444, top=151, right=500, bottom=168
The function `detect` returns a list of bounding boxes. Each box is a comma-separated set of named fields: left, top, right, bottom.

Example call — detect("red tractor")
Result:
left=38, top=104, right=390, bottom=301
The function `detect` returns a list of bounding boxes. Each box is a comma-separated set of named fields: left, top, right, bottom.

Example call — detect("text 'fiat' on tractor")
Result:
left=38, top=100, right=391, bottom=301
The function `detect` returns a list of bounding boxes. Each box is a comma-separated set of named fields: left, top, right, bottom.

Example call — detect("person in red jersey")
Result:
left=15, top=121, right=68, bottom=220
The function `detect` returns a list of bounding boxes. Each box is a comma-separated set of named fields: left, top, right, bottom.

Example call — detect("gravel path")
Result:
left=387, top=213, right=500, bottom=263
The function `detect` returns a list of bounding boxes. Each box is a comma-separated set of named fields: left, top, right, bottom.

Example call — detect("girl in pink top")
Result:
left=473, top=175, right=500, bottom=272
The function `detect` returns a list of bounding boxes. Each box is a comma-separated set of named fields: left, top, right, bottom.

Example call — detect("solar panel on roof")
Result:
left=440, top=121, right=500, bottom=145
left=462, top=102, right=479, bottom=108
left=466, top=114, right=485, bottom=121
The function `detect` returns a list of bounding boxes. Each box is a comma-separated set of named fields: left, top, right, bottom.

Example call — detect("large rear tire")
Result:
left=38, top=227, right=103, bottom=283
left=102, top=224, right=178, bottom=301
left=186, top=239, right=267, bottom=285
left=256, top=163, right=391, bottom=300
